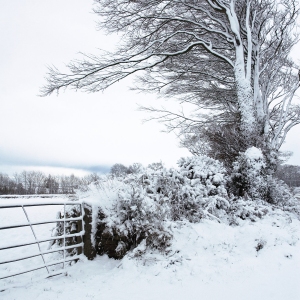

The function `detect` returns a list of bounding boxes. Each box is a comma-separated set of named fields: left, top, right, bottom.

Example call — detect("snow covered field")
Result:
left=1, top=196, right=300, bottom=300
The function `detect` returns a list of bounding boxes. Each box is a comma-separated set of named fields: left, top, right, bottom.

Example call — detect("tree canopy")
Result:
left=42, top=0, right=300, bottom=170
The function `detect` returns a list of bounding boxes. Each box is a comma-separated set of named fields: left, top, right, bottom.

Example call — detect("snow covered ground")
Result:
left=1, top=196, right=300, bottom=300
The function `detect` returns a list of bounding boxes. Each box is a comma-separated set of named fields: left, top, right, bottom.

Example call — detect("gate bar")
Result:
left=0, top=231, right=85, bottom=251
left=0, top=201, right=82, bottom=208
left=0, top=255, right=82, bottom=280
left=0, top=243, right=83, bottom=265
left=0, top=216, right=82, bottom=230
left=21, top=206, right=50, bottom=274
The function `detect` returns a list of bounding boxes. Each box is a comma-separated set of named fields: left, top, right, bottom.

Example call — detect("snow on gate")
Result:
left=0, top=195, right=86, bottom=289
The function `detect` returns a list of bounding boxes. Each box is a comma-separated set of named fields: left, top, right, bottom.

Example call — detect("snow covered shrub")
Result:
left=230, top=147, right=268, bottom=200
left=97, top=183, right=172, bottom=258
left=230, top=147, right=293, bottom=204
left=177, top=156, right=227, bottom=196
left=174, top=156, right=229, bottom=221
left=279, top=196, right=300, bottom=219
left=140, top=156, right=229, bottom=222
left=226, top=198, right=269, bottom=224
left=95, top=156, right=229, bottom=258
left=255, top=239, right=266, bottom=252
left=128, top=156, right=228, bottom=222
left=266, top=177, right=291, bottom=204
left=138, top=168, right=190, bottom=221
left=116, top=184, right=172, bottom=251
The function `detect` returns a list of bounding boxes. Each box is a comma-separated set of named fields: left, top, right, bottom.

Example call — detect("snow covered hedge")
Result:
left=51, top=154, right=299, bottom=260
left=82, top=156, right=233, bottom=258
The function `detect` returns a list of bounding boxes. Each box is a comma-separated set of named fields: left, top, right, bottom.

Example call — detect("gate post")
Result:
left=82, top=203, right=97, bottom=260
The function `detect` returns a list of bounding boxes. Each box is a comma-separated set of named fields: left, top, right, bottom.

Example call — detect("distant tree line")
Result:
left=1, top=162, right=298, bottom=195
left=110, top=162, right=165, bottom=177
left=0, top=171, right=100, bottom=195
left=275, top=165, right=300, bottom=187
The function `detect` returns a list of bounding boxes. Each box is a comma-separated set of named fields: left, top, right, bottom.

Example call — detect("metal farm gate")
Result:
left=0, top=197, right=86, bottom=282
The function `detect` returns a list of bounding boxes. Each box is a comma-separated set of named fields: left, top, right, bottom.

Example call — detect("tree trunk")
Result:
left=234, top=57, right=257, bottom=146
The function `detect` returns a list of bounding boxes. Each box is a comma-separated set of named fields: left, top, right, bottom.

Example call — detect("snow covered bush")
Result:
left=92, top=156, right=231, bottom=258
left=226, top=198, right=269, bottom=225
left=174, top=156, right=229, bottom=221
left=230, top=147, right=269, bottom=200
left=97, top=183, right=172, bottom=257
left=116, top=156, right=229, bottom=223
left=230, top=147, right=293, bottom=204
left=177, top=156, right=227, bottom=197
left=279, top=196, right=300, bottom=218
left=266, top=177, right=291, bottom=204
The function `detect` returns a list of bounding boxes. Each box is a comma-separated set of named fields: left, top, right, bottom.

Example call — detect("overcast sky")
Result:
left=0, top=0, right=300, bottom=176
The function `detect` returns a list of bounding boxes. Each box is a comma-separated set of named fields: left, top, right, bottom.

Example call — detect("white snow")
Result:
left=245, top=147, right=264, bottom=160
left=1, top=196, right=300, bottom=299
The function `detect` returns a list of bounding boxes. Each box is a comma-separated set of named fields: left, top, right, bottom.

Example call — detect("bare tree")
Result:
left=110, top=163, right=129, bottom=177
left=128, top=163, right=143, bottom=174
left=33, top=171, right=46, bottom=194
left=148, top=162, right=165, bottom=171
left=42, top=0, right=300, bottom=169
left=0, top=173, right=14, bottom=194
left=13, top=172, right=25, bottom=194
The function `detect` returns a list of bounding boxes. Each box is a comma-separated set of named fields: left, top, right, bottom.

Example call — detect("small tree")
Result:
left=128, top=163, right=143, bottom=174
left=110, top=163, right=129, bottom=177
left=147, top=162, right=164, bottom=171
left=44, top=175, right=59, bottom=194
